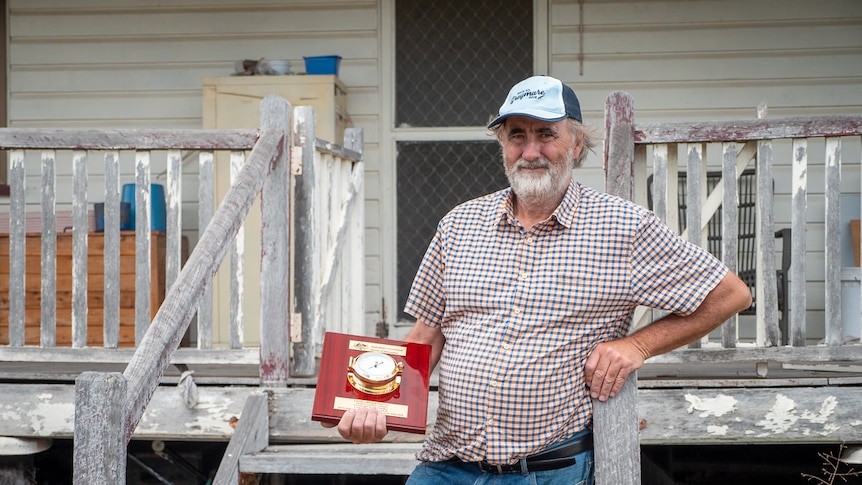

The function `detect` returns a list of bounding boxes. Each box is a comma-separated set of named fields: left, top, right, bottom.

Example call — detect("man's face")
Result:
left=501, top=116, right=581, bottom=204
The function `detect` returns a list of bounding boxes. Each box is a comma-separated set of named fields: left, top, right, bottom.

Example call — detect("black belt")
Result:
left=470, top=433, right=593, bottom=474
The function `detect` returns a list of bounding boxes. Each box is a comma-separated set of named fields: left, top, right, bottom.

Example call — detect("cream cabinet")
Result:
left=202, top=75, right=349, bottom=346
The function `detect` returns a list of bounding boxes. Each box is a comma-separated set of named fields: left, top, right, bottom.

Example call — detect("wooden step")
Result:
left=239, top=443, right=422, bottom=476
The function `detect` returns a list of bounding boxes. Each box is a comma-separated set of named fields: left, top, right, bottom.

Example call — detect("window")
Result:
left=395, top=0, right=533, bottom=320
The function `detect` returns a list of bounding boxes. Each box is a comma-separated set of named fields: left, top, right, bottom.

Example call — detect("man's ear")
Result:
left=571, top=138, right=584, bottom=158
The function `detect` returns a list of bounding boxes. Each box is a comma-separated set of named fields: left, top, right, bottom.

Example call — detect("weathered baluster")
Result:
left=135, top=151, right=152, bottom=345
left=755, top=105, right=780, bottom=346
left=652, top=145, right=669, bottom=229
left=789, top=139, right=808, bottom=347
left=824, top=137, right=842, bottom=345
left=41, top=150, right=57, bottom=347
left=8, top=149, right=26, bottom=347
left=197, top=151, right=215, bottom=349
left=292, top=105, right=317, bottom=377
left=721, top=142, right=740, bottom=348
left=103, top=150, right=121, bottom=348
left=229, top=151, right=245, bottom=350
left=344, top=128, right=365, bottom=337
left=685, top=144, right=705, bottom=348
left=71, top=150, right=89, bottom=348
left=166, top=149, right=182, bottom=298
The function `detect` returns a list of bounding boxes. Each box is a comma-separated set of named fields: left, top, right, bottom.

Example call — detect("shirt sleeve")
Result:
left=403, top=223, right=447, bottom=326
left=630, top=211, right=729, bottom=316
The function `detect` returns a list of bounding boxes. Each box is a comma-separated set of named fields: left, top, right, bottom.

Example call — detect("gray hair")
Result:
left=491, top=118, right=598, bottom=168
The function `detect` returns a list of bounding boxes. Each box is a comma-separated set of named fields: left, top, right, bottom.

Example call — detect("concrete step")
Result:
left=239, top=443, right=422, bottom=476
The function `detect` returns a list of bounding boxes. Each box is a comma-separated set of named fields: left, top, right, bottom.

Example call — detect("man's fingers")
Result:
left=335, top=408, right=388, bottom=444
left=374, top=407, right=388, bottom=441
left=337, top=409, right=357, bottom=440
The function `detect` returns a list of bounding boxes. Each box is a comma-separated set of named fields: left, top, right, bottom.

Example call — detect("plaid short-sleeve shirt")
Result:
left=404, top=182, right=727, bottom=465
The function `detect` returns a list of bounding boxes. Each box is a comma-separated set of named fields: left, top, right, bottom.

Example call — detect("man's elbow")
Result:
left=727, top=273, right=753, bottom=314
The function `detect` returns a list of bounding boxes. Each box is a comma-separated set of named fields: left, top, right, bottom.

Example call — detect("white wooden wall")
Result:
left=5, top=0, right=862, bottom=339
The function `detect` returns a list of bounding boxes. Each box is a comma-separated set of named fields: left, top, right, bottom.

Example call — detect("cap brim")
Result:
left=487, top=110, right=568, bottom=129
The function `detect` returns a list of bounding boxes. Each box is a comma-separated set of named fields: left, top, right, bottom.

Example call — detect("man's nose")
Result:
left=521, top=139, right=542, bottom=161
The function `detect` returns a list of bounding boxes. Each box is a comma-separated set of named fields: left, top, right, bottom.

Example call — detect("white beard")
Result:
left=505, top=154, right=573, bottom=207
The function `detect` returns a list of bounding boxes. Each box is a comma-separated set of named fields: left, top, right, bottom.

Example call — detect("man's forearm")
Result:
left=626, top=271, right=752, bottom=359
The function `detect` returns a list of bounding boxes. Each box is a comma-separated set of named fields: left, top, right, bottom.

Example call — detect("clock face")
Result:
left=353, top=352, right=398, bottom=382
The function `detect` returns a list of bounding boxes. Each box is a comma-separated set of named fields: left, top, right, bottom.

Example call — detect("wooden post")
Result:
left=593, top=376, right=641, bottom=485
left=292, top=106, right=317, bottom=377
left=259, top=95, right=292, bottom=386
left=74, top=371, right=127, bottom=484
left=212, top=392, right=269, bottom=485
left=599, top=91, right=642, bottom=485
left=604, top=91, right=635, bottom=200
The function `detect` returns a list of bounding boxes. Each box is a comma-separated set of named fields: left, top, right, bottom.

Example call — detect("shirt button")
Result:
left=487, top=418, right=494, bottom=426
left=512, top=306, right=521, bottom=315
left=503, top=343, right=511, bottom=350
left=525, top=236, right=533, bottom=244
left=490, top=380, right=498, bottom=388
left=519, top=271, right=529, bottom=280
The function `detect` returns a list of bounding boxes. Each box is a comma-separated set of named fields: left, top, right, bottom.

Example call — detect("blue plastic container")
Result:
left=304, top=55, right=342, bottom=75
left=121, top=183, right=166, bottom=231
left=94, top=202, right=131, bottom=231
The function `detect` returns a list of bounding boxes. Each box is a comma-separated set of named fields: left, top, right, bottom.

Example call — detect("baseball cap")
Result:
left=487, top=75, right=582, bottom=128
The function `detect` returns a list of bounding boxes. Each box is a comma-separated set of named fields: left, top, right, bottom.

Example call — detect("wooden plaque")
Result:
left=311, top=332, right=431, bottom=434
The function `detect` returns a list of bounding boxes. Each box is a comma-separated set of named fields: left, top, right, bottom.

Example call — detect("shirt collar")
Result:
left=496, top=181, right=581, bottom=229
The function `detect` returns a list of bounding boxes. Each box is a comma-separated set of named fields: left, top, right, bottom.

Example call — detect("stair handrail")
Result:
left=73, top=95, right=292, bottom=482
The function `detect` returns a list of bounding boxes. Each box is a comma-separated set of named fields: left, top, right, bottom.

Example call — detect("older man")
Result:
left=328, top=75, right=752, bottom=484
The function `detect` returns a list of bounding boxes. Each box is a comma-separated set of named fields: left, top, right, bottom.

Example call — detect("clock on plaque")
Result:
left=311, top=332, right=431, bottom=434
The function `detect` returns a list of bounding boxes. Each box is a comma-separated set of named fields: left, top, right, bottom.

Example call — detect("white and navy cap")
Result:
left=488, top=75, right=582, bottom=128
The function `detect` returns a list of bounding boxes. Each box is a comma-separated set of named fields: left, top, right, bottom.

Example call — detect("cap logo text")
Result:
left=510, top=89, right=546, bottom=104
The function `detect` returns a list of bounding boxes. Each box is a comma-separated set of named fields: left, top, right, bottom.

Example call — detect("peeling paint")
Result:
left=756, top=394, right=841, bottom=436
left=757, top=394, right=798, bottom=434
left=707, top=425, right=728, bottom=436
left=29, top=401, right=74, bottom=435
left=685, top=393, right=737, bottom=417
left=800, top=396, right=837, bottom=424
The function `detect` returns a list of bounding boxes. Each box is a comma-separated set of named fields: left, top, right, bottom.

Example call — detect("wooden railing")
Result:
left=73, top=95, right=291, bottom=481
left=0, top=95, right=364, bottom=481
left=595, top=91, right=862, bottom=484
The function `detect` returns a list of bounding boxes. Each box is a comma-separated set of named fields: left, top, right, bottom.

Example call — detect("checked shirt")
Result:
left=404, top=181, right=727, bottom=465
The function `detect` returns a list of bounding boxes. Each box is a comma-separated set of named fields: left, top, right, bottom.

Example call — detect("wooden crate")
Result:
left=0, top=231, right=166, bottom=347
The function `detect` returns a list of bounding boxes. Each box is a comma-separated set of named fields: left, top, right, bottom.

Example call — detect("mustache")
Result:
left=513, top=158, right=551, bottom=170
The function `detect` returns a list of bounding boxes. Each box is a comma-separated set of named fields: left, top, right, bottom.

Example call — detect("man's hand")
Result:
left=320, top=407, right=388, bottom=444
left=584, top=339, right=647, bottom=402
left=584, top=272, right=752, bottom=402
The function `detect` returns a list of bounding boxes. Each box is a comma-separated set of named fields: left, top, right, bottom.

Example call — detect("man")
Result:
left=327, top=75, right=752, bottom=484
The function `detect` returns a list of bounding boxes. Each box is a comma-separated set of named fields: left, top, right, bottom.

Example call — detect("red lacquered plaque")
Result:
left=311, top=332, right=431, bottom=434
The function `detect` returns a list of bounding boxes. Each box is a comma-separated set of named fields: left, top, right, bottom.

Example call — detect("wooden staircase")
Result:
left=212, top=390, right=429, bottom=483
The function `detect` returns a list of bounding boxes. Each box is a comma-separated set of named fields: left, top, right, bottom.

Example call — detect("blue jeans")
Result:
left=405, top=434, right=594, bottom=485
